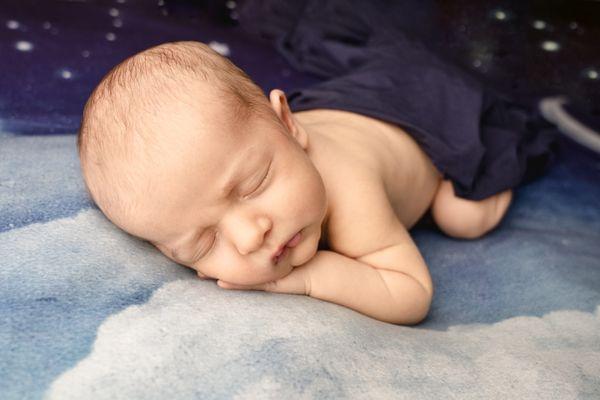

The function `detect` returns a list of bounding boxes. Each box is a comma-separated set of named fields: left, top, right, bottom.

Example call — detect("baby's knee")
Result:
left=432, top=200, right=488, bottom=239
left=432, top=181, right=512, bottom=239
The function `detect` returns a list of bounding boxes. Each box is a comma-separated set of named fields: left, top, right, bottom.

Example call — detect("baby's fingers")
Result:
left=217, top=267, right=308, bottom=295
left=217, top=280, right=269, bottom=291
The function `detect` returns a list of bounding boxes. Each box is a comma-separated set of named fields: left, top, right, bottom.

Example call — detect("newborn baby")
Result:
left=78, top=41, right=516, bottom=325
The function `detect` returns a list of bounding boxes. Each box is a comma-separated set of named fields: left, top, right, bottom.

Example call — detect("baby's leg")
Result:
left=430, top=180, right=513, bottom=239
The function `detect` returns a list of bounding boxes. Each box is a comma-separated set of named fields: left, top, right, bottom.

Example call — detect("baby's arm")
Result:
left=301, top=186, right=434, bottom=325
left=218, top=229, right=433, bottom=325
left=218, top=187, right=434, bottom=325
left=303, top=249, right=432, bottom=325
left=218, top=247, right=432, bottom=325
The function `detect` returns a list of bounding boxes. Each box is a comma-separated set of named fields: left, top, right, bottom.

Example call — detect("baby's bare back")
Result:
left=295, top=109, right=442, bottom=233
left=296, top=108, right=513, bottom=248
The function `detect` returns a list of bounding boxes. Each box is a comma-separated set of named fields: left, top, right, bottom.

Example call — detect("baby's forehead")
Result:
left=175, top=109, right=271, bottom=150
left=150, top=120, right=267, bottom=178
left=142, top=99, right=278, bottom=175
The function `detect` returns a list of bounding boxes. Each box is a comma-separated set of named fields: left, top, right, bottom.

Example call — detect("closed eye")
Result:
left=243, top=160, right=271, bottom=199
left=192, top=159, right=273, bottom=263
left=190, top=230, right=218, bottom=264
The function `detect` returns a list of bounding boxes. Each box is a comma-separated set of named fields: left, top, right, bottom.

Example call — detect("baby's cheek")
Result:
left=196, top=270, right=213, bottom=280
left=182, top=261, right=215, bottom=280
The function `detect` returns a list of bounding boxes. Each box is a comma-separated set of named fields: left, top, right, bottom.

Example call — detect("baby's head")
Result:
left=78, top=41, right=329, bottom=285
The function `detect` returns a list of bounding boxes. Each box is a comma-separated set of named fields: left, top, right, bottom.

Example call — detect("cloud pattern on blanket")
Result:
left=46, top=280, right=600, bottom=399
left=1, top=130, right=599, bottom=399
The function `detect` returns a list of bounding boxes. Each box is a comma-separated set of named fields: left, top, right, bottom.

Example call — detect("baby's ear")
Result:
left=269, top=89, right=293, bottom=127
left=269, top=88, right=309, bottom=149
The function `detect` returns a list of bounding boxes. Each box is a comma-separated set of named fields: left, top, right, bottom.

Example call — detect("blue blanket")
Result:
left=1, top=1, right=599, bottom=399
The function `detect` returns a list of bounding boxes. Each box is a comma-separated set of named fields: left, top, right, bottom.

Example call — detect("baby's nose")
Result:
left=239, top=232, right=269, bottom=256
left=231, top=215, right=272, bottom=255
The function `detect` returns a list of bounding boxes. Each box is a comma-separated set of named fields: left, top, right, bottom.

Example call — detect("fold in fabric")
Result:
left=238, top=0, right=560, bottom=200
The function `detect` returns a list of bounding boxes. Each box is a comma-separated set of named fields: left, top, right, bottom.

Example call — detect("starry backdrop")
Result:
left=0, top=0, right=599, bottom=137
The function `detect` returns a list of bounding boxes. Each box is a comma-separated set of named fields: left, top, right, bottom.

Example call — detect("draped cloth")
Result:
left=238, top=0, right=560, bottom=200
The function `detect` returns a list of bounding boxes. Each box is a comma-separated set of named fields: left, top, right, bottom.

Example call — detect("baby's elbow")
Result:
left=378, top=270, right=433, bottom=325
left=408, top=276, right=434, bottom=324
left=390, top=284, right=433, bottom=326
left=406, top=290, right=433, bottom=325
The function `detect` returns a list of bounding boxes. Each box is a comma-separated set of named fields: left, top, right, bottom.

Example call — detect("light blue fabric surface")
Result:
left=1, top=129, right=599, bottom=399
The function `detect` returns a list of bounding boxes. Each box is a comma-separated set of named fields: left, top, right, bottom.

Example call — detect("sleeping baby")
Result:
left=77, top=41, right=558, bottom=325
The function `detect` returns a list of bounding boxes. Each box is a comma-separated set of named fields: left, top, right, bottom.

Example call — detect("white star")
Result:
left=541, top=41, right=560, bottom=52
left=6, top=20, right=20, bottom=30
left=532, top=20, right=546, bottom=30
left=15, top=41, right=33, bottom=52
left=60, top=69, right=73, bottom=80
left=493, top=10, right=507, bottom=21
left=584, top=68, right=598, bottom=80
left=208, top=41, right=230, bottom=57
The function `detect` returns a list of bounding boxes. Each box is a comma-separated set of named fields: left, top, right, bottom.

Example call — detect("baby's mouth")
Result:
left=272, top=231, right=303, bottom=264
left=273, top=246, right=289, bottom=264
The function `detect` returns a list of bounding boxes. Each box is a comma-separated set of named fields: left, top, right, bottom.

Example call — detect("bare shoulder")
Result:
left=324, top=157, right=417, bottom=255
left=296, top=108, right=442, bottom=229
left=296, top=109, right=435, bottom=294
left=324, top=159, right=399, bottom=257
left=296, top=108, right=433, bottom=256
left=323, top=157, right=433, bottom=295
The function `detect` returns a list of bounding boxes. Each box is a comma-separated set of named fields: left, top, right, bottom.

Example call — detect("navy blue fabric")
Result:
left=239, top=0, right=562, bottom=200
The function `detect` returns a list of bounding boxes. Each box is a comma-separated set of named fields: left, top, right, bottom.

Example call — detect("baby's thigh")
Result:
left=431, top=180, right=513, bottom=239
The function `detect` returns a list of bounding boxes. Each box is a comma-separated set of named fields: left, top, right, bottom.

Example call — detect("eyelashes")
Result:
left=243, top=161, right=271, bottom=199
left=191, top=230, right=217, bottom=264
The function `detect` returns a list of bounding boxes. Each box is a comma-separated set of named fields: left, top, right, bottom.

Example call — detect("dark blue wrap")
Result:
left=239, top=0, right=560, bottom=200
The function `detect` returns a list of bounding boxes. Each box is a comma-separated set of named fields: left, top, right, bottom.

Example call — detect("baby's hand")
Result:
left=216, top=264, right=311, bottom=296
